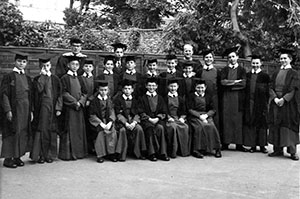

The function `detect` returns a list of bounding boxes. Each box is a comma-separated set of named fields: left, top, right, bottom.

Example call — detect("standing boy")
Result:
left=58, top=56, right=88, bottom=160
left=1, top=52, right=33, bottom=168
left=112, top=42, right=127, bottom=76
left=138, top=77, right=170, bottom=161
left=31, top=55, right=62, bottom=163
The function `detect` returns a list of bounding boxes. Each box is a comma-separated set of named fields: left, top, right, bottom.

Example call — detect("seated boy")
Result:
left=30, top=55, right=62, bottom=164
left=138, top=77, right=170, bottom=161
left=114, top=79, right=147, bottom=161
left=164, top=78, right=190, bottom=158
left=187, top=79, right=222, bottom=158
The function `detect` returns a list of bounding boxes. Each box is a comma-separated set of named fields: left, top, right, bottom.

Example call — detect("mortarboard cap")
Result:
left=84, top=59, right=94, bottom=65
left=278, top=48, right=295, bottom=56
left=147, top=58, right=157, bottom=65
left=37, top=53, right=54, bottom=63
left=94, top=80, right=108, bottom=87
left=165, top=54, right=177, bottom=60
left=69, top=37, right=83, bottom=44
left=182, top=60, right=195, bottom=68
left=121, top=78, right=136, bottom=87
left=167, top=78, right=180, bottom=85
left=247, top=54, right=262, bottom=60
left=194, top=78, right=206, bottom=85
left=125, top=56, right=135, bottom=63
left=13, top=51, right=29, bottom=60
left=146, top=77, right=158, bottom=84
left=201, top=49, right=214, bottom=57
left=223, top=46, right=240, bottom=56
left=67, top=56, right=81, bottom=63
left=111, top=42, right=127, bottom=51
left=103, top=55, right=115, bottom=64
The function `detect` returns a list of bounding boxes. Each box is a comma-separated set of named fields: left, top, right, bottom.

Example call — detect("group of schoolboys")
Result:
left=1, top=38, right=297, bottom=168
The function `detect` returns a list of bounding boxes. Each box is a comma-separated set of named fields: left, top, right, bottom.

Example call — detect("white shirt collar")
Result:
left=40, top=71, right=52, bottom=77
left=82, top=72, right=93, bottom=78
left=280, top=64, right=292, bottom=70
left=195, top=92, right=205, bottom=97
left=251, top=68, right=261, bottom=74
left=183, top=72, right=195, bottom=78
left=13, top=67, right=25, bottom=74
left=146, top=91, right=157, bottom=97
left=168, top=92, right=178, bottom=98
left=103, top=69, right=113, bottom=75
left=125, top=69, right=136, bottom=75
left=203, top=64, right=214, bottom=70
left=67, top=70, right=77, bottom=76
left=147, top=71, right=158, bottom=77
left=97, top=94, right=108, bottom=101
left=167, top=68, right=176, bottom=74
left=229, top=63, right=239, bottom=69
left=122, top=94, right=133, bottom=100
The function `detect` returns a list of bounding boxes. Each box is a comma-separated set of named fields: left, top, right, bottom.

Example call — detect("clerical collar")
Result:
left=82, top=72, right=93, bottom=78
left=97, top=94, right=108, bottom=101
left=251, top=68, right=261, bottom=74
left=146, top=91, right=157, bottom=97
left=168, top=92, right=178, bottom=98
left=103, top=70, right=113, bottom=75
left=67, top=70, right=78, bottom=77
left=125, top=69, right=136, bottom=75
left=228, top=63, right=238, bottom=69
left=62, top=52, right=87, bottom=58
left=183, top=72, right=195, bottom=78
left=280, top=64, right=292, bottom=70
left=147, top=71, right=158, bottom=77
left=122, top=94, right=133, bottom=100
left=13, top=67, right=25, bottom=74
left=203, top=64, right=214, bottom=71
left=167, top=68, right=176, bottom=74
left=195, top=92, right=205, bottom=97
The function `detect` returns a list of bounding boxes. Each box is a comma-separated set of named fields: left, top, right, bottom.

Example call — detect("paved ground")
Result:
left=0, top=144, right=299, bottom=199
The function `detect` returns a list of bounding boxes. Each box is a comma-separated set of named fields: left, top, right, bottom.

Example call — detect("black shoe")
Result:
left=139, top=156, right=146, bottom=160
left=45, top=158, right=53, bottom=163
left=159, top=155, right=170, bottom=161
left=236, top=145, right=248, bottom=152
left=37, top=157, right=45, bottom=164
left=268, top=151, right=283, bottom=157
left=259, top=147, right=268, bottom=154
left=14, top=158, right=25, bottom=166
left=249, top=147, right=256, bottom=153
left=291, top=154, right=299, bottom=161
left=215, top=149, right=222, bottom=158
left=193, top=151, right=204, bottom=159
left=148, top=154, right=157, bottom=161
left=3, top=158, right=17, bottom=169
left=97, top=157, right=104, bottom=163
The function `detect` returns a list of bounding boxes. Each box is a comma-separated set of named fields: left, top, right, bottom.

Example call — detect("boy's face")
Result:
left=183, top=45, right=193, bottom=59
left=83, top=64, right=94, bottom=74
left=68, top=60, right=80, bottom=72
left=228, top=52, right=238, bottom=65
left=122, top=85, right=134, bottom=96
left=146, top=82, right=158, bottom=93
left=166, top=59, right=177, bottom=70
left=15, top=59, right=28, bottom=70
left=114, top=48, right=124, bottom=58
left=183, top=66, right=193, bottom=74
left=195, top=84, right=206, bottom=95
left=71, top=43, right=82, bottom=54
left=148, top=62, right=157, bottom=73
left=41, top=61, right=51, bottom=72
left=126, top=60, right=136, bottom=71
left=98, top=86, right=109, bottom=97
left=251, top=59, right=262, bottom=71
left=280, top=54, right=292, bottom=67
left=168, top=83, right=178, bottom=93
left=204, top=53, right=214, bottom=65
left=104, top=60, right=114, bottom=71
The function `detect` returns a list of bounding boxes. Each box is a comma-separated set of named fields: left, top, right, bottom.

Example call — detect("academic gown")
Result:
left=187, top=92, right=221, bottom=153
left=89, top=96, right=118, bottom=158
left=138, top=94, right=168, bottom=156
left=220, top=65, right=246, bottom=145
left=0, top=72, right=33, bottom=158
left=114, top=95, right=147, bottom=159
left=30, top=74, right=62, bottom=161
left=164, top=95, right=189, bottom=157
left=58, top=74, right=88, bottom=160
left=243, top=71, right=269, bottom=147
left=268, top=68, right=300, bottom=152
